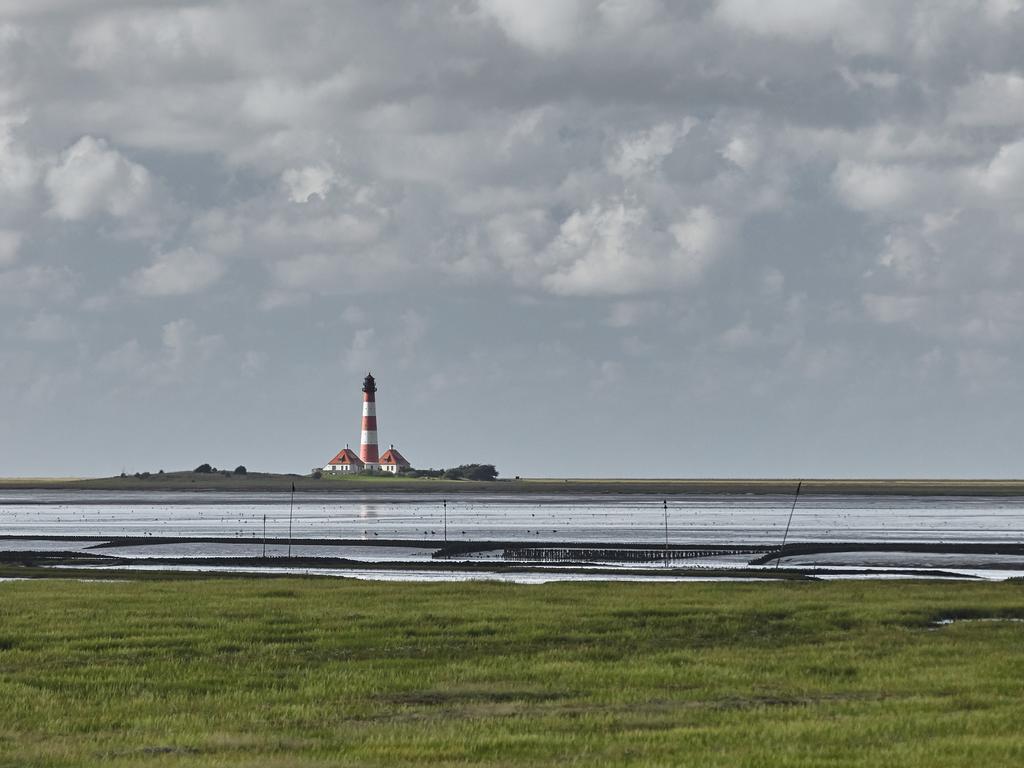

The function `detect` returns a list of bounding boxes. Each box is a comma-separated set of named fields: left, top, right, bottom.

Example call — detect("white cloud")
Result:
left=281, top=165, right=337, bottom=203
left=21, top=311, right=72, bottom=342
left=957, top=348, right=1010, bottom=389
left=974, top=140, right=1024, bottom=201
left=0, top=265, right=75, bottom=306
left=467, top=209, right=552, bottom=278
left=0, top=228, right=20, bottom=266
left=877, top=232, right=934, bottom=285
left=761, top=268, right=785, bottom=298
left=99, top=318, right=225, bottom=386
left=606, top=300, right=659, bottom=328
left=257, top=209, right=386, bottom=246
left=951, top=72, right=1024, bottom=127
left=831, top=160, right=922, bottom=212
left=71, top=7, right=228, bottom=71
left=863, top=293, right=927, bottom=324
left=721, top=321, right=758, bottom=347
left=96, top=319, right=227, bottom=387
left=259, top=288, right=308, bottom=311
left=240, top=72, right=360, bottom=126
left=45, top=136, right=152, bottom=220
left=607, top=121, right=693, bottom=178
left=714, top=0, right=893, bottom=53
left=0, top=117, right=37, bottom=203
left=162, top=318, right=223, bottom=368
left=272, top=253, right=346, bottom=291
left=97, top=338, right=145, bottom=376
left=240, top=349, right=266, bottom=377
left=478, top=0, right=587, bottom=52
left=0, top=0, right=124, bottom=17
left=591, top=359, right=624, bottom=390
left=983, top=0, right=1023, bottom=20
left=720, top=134, right=759, bottom=171
left=597, top=0, right=662, bottom=32
left=541, top=203, right=725, bottom=295
left=269, top=248, right=406, bottom=297
left=344, top=327, right=377, bottom=373
left=396, top=308, right=427, bottom=363
left=126, top=247, right=224, bottom=296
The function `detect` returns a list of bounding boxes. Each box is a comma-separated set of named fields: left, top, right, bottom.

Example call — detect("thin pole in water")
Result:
left=663, top=499, right=669, bottom=568
left=443, top=499, right=447, bottom=543
left=776, top=480, right=803, bottom=569
left=288, top=482, right=295, bottom=558
left=262, top=514, right=267, bottom=558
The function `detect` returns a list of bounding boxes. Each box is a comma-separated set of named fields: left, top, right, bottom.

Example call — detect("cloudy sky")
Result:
left=2, top=1, right=1024, bottom=478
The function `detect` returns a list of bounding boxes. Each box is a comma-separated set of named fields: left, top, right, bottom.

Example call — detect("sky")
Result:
left=2, top=0, right=1024, bottom=478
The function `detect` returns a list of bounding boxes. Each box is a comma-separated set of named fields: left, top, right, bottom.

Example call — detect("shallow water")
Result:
left=5, top=490, right=1024, bottom=581
left=932, top=617, right=1024, bottom=625
left=92, top=543, right=437, bottom=561
left=3, top=490, right=1024, bottom=544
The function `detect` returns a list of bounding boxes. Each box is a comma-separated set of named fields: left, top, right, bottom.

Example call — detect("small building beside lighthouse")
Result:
left=324, top=447, right=364, bottom=473
left=379, top=446, right=411, bottom=474
left=323, top=373, right=411, bottom=474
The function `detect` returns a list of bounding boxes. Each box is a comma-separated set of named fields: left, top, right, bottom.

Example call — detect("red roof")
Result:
left=379, top=447, right=410, bottom=466
left=327, top=447, right=364, bottom=466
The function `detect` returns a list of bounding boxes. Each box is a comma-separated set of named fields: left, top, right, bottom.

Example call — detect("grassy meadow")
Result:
left=1, top=577, right=1024, bottom=766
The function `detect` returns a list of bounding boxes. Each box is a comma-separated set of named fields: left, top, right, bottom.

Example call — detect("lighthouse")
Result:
left=359, top=372, right=380, bottom=470
left=322, top=372, right=410, bottom=474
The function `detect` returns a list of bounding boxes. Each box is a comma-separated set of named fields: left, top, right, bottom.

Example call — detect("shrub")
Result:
left=407, top=468, right=445, bottom=479
left=194, top=463, right=213, bottom=474
left=447, top=463, right=499, bottom=481
left=234, top=465, right=247, bottom=475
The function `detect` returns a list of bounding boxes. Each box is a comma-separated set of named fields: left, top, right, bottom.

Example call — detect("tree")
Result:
left=234, top=465, right=247, bottom=475
left=194, top=463, right=212, bottom=474
left=463, top=464, right=498, bottom=481
left=445, top=464, right=498, bottom=481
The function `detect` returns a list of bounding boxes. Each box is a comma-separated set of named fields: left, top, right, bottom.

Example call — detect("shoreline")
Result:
left=2, top=537, right=1022, bottom=583
left=4, top=473, right=1024, bottom=496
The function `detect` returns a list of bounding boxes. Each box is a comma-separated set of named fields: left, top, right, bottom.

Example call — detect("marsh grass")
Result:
left=1, top=579, right=1024, bottom=766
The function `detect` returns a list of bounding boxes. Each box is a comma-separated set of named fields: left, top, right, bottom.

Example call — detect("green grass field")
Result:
left=2, top=578, right=1024, bottom=766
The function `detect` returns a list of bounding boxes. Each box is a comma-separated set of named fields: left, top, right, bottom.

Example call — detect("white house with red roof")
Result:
left=379, top=446, right=411, bottom=474
left=323, top=446, right=365, bottom=473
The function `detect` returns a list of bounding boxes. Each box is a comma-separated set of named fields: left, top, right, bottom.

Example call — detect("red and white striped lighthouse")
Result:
left=359, top=372, right=380, bottom=469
